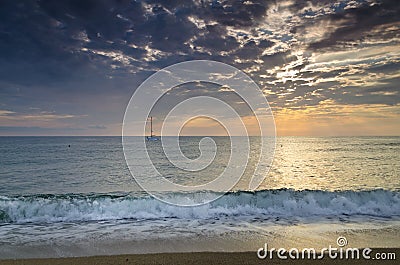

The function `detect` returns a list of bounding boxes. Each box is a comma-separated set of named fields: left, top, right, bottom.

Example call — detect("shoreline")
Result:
left=1, top=250, right=398, bottom=265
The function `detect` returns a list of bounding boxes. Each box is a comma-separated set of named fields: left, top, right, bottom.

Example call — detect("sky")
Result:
left=0, top=0, right=399, bottom=136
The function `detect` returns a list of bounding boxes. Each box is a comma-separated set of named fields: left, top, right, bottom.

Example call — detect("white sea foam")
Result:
left=0, top=189, right=399, bottom=224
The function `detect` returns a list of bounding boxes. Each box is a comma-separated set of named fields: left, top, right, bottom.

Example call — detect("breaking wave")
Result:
left=1, top=189, right=399, bottom=224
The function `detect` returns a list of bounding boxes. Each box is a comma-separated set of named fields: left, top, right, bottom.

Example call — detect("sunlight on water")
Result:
left=1, top=136, right=398, bottom=194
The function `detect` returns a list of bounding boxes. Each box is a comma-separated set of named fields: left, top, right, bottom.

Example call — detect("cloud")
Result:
left=88, top=124, right=107, bottom=129
left=0, top=126, right=84, bottom=136
left=275, top=100, right=400, bottom=136
left=0, top=110, right=15, bottom=116
left=0, top=109, right=82, bottom=131
left=0, top=0, right=399, bottom=135
left=307, top=0, right=400, bottom=51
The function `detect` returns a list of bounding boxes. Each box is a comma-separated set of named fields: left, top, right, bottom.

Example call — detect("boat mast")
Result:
left=150, top=116, right=153, bottom=137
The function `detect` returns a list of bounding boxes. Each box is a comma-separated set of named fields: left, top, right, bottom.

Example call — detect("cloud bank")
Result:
left=0, top=0, right=399, bottom=135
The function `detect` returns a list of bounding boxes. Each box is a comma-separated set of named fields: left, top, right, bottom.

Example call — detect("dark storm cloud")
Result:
left=0, top=0, right=273, bottom=85
left=0, top=0, right=399, bottom=135
left=306, top=0, right=400, bottom=50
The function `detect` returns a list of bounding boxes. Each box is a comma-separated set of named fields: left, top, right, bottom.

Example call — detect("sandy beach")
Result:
left=1, top=250, right=399, bottom=265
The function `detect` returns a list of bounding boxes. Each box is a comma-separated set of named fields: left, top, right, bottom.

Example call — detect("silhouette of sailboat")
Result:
left=146, top=116, right=158, bottom=141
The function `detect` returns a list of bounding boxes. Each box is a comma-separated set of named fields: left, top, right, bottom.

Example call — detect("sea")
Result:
left=0, top=136, right=399, bottom=258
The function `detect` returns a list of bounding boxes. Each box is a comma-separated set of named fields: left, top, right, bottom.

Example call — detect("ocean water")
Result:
left=0, top=136, right=399, bottom=258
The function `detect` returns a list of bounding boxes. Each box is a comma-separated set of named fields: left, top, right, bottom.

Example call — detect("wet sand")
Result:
left=0, top=250, right=398, bottom=265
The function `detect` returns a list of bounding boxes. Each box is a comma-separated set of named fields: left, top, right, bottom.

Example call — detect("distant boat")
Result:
left=146, top=116, right=158, bottom=141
